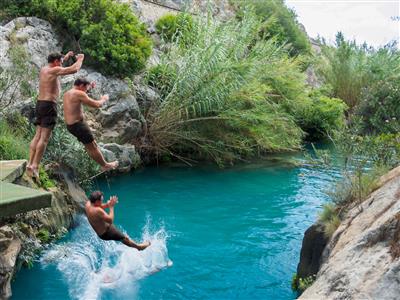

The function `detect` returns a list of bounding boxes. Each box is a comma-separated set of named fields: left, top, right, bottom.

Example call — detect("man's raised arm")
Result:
left=53, top=53, right=85, bottom=76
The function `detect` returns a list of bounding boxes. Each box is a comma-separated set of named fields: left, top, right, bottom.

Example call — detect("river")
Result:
left=12, top=153, right=341, bottom=299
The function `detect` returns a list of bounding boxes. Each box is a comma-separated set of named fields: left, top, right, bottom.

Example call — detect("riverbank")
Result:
left=0, top=163, right=85, bottom=299
left=296, top=165, right=400, bottom=298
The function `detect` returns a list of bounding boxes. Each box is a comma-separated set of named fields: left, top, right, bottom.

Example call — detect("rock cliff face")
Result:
left=299, top=166, right=400, bottom=299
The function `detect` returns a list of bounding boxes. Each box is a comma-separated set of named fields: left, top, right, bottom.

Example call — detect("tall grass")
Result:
left=0, top=119, right=29, bottom=160
left=139, top=10, right=307, bottom=164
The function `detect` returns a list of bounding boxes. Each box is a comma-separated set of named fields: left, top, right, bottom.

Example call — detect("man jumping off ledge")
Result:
left=27, top=51, right=84, bottom=179
left=63, top=77, right=118, bottom=171
left=85, top=191, right=150, bottom=250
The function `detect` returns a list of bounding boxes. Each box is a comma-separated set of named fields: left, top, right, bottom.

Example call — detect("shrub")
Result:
left=37, top=166, right=56, bottom=189
left=145, top=64, right=177, bottom=98
left=80, top=1, right=152, bottom=76
left=155, top=13, right=193, bottom=43
left=0, top=119, right=29, bottom=160
left=292, top=273, right=316, bottom=293
left=36, top=228, right=51, bottom=243
left=295, top=92, right=347, bottom=140
left=318, top=203, right=341, bottom=238
left=354, top=45, right=400, bottom=134
left=44, top=120, right=99, bottom=186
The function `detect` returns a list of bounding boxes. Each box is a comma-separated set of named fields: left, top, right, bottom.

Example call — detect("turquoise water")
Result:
left=12, top=157, right=340, bottom=300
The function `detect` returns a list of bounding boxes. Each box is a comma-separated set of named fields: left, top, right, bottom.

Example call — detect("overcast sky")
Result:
left=285, top=0, right=400, bottom=47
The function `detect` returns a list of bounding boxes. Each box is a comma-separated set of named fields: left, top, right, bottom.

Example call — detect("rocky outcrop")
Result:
left=99, top=143, right=141, bottom=172
left=296, top=224, right=328, bottom=280
left=0, top=227, right=21, bottom=299
left=299, top=166, right=400, bottom=299
left=0, top=171, right=82, bottom=299
left=121, top=0, right=234, bottom=26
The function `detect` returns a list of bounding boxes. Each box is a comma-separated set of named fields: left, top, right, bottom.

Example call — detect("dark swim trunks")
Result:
left=99, top=225, right=126, bottom=241
left=34, top=100, right=57, bottom=129
left=66, top=120, right=94, bottom=145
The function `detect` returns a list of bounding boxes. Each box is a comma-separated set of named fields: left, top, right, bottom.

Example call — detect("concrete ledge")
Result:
left=0, top=160, right=27, bottom=183
left=0, top=182, right=52, bottom=218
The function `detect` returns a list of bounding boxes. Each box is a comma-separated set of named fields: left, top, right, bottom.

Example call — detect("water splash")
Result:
left=41, top=215, right=172, bottom=300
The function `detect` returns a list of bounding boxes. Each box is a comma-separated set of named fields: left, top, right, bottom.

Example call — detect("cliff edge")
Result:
left=299, top=166, right=400, bottom=299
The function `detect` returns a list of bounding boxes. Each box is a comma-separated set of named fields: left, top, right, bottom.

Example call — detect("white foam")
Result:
left=41, top=215, right=172, bottom=300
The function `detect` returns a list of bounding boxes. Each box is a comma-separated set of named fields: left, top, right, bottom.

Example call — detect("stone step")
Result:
left=0, top=160, right=27, bottom=183
left=0, top=182, right=52, bottom=218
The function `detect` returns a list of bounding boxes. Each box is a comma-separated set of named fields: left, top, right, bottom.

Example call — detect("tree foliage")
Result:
left=155, top=13, right=193, bottom=44
left=232, top=0, right=311, bottom=56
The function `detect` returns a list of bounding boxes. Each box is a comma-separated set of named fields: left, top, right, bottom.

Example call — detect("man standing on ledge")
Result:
left=27, top=51, right=84, bottom=179
left=85, top=191, right=150, bottom=250
left=63, top=77, right=118, bottom=171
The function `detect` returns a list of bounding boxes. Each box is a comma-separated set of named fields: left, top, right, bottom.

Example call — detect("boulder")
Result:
left=0, top=226, right=21, bottom=299
left=296, top=223, right=328, bottom=280
left=0, top=17, right=60, bottom=69
left=99, top=143, right=141, bottom=172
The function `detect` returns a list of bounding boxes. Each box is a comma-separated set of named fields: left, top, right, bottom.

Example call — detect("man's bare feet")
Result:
left=26, top=165, right=33, bottom=177
left=32, top=167, right=40, bottom=181
left=137, top=241, right=151, bottom=251
left=101, top=161, right=119, bottom=172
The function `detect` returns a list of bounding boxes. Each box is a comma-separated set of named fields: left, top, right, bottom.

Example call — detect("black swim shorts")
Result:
left=66, top=120, right=94, bottom=145
left=34, top=100, right=57, bottom=129
left=99, top=225, right=126, bottom=241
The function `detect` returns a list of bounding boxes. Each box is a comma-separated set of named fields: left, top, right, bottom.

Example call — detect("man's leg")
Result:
left=122, top=236, right=150, bottom=251
left=27, top=126, right=42, bottom=176
left=84, top=141, right=118, bottom=171
left=31, top=127, right=52, bottom=176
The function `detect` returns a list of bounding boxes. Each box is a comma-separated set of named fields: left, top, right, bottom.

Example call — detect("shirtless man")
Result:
left=27, top=51, right=84, bottom=178
left=85, top=191, right=150, bottom=250
left=63, top=77, right=118, bottom=171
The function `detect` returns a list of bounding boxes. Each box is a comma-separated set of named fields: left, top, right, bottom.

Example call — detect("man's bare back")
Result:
left=63, top=89, right=86, bottom=125
left=85, top=192, right=150, bottom=250
left=85, top=201, right=110, bottom=236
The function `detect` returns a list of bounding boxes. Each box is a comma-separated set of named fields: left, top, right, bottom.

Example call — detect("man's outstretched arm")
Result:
left=52, top=53, right=85, bottom=76
left=80, top=92, right=109, bottom=109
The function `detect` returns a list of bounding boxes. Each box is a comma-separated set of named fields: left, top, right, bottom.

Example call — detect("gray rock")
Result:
left=0, top=17, right=61, bottom=111
left=99, top=143, right=141, bottom=172
left=0, top=17, right=60, bottom=69
left=296, top=224, right=328, bottom=280
left=0, top=226, right=21, bottom=299
left=300, top=165, right=400, bottom=299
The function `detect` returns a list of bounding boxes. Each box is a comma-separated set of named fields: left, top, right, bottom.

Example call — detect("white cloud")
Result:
left=285, top=0, right=400, bottom=47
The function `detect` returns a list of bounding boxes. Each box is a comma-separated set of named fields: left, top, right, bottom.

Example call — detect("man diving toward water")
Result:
left=85, top=191, right=151, bottom=250
left=27, top=51, right=84, bottom=179
left=63, top=77, right=118, bottom=171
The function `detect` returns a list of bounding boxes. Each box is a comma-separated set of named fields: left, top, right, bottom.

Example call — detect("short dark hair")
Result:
left=89, top=191, right=103, bottom=203
left=74, top=77, right=91, bottom=87
left=48, top=52, right=63, bottom=63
